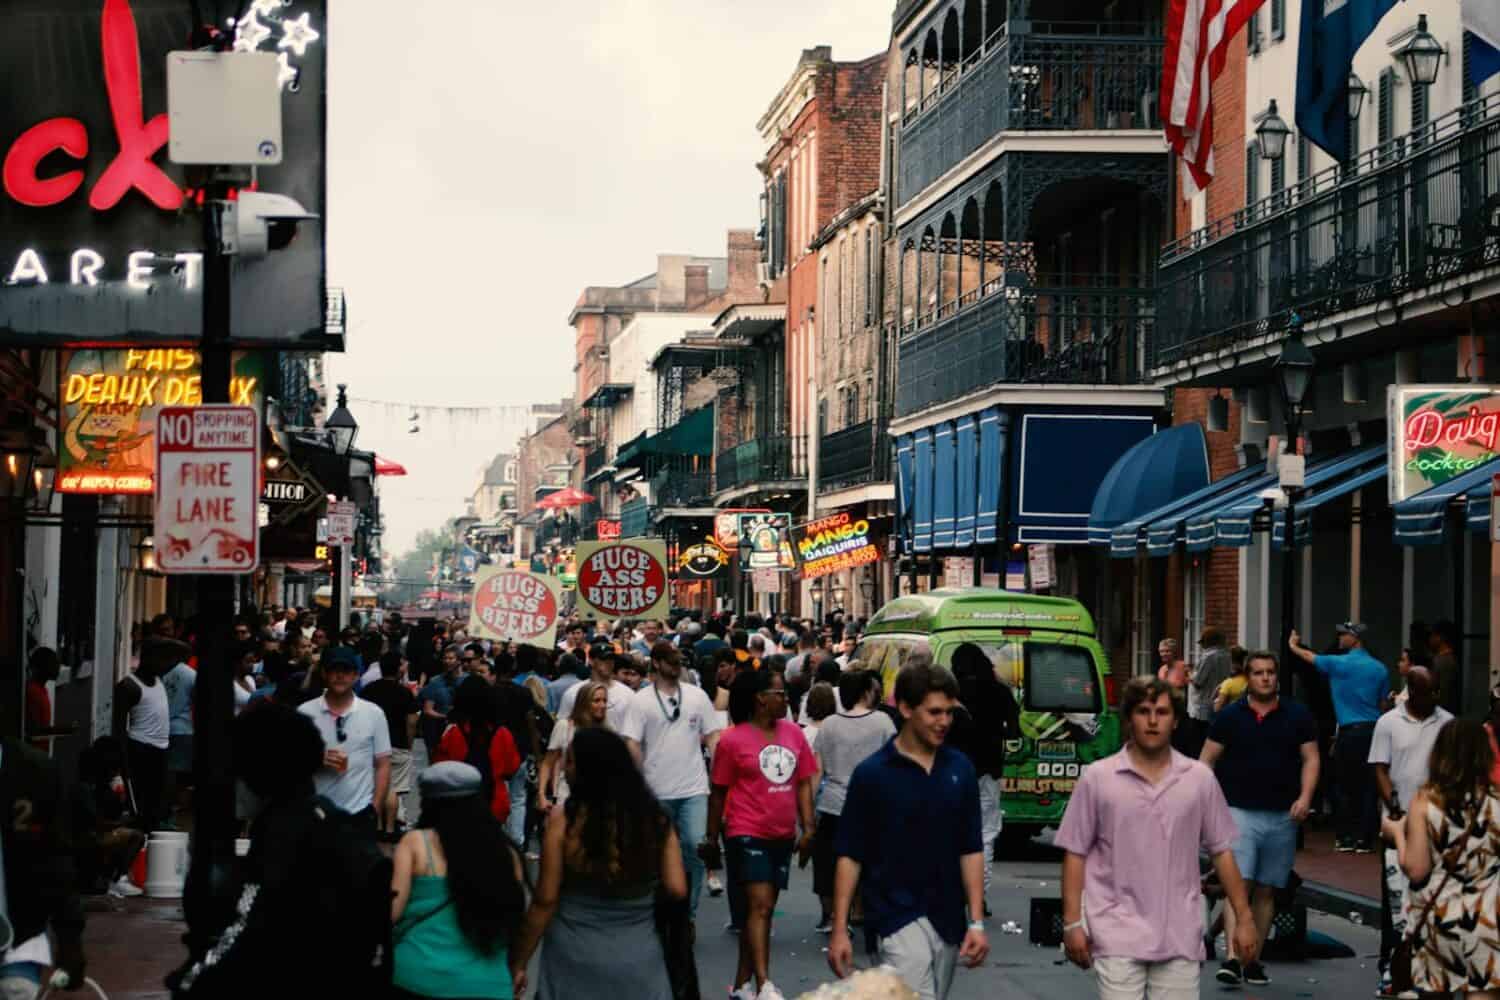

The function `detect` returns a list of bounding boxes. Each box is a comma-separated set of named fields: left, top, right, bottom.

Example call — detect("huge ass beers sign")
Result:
left=468, top=567, right=561, bottom=648
left=0, top=0, right=327, bottom=346
left=573, top=540, right=670, bottom=622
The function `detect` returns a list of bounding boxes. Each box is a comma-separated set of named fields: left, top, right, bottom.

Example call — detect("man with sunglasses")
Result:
left=621, top=641, right=724, bottom=919
left=298, top=648, right=391, bottom=826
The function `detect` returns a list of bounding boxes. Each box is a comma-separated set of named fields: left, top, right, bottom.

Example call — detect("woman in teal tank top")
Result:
left=391, top=761, right=527, bottom=999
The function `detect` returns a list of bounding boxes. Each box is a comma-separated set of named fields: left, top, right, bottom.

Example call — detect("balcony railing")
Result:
left=898, top=20, right=1162, bottom=203
left=1155, top=92, right=1500, bottom=368
left=715, top=436, right=808, bottom=494
left=650, top=463, right=713, bottom=508
left=819, top=420, right=891, bottom=491
left=896, top=275, right=1153, bottom=416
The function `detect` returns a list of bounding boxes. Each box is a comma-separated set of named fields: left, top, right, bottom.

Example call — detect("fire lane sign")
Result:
left=154, top=405, right=259, bottom=573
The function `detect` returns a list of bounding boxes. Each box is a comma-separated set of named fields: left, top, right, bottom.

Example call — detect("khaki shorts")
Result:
left=390, top=747, right=414, bottom=794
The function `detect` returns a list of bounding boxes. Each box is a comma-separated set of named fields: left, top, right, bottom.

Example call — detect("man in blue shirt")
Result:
left=828, top=661, right=989, bottom=1000
left=1289, top=622, right=1389, bottom=852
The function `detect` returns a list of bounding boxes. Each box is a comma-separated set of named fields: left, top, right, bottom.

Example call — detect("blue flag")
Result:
left=1296, top=0, right=1400, bottom=162
left=1465, top=0, right=1500, bottom=88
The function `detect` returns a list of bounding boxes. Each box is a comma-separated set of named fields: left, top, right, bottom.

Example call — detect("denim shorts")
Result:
left=725, top=836, right=793, bottom=891
left=1229, top=807, right=1297, bottom=888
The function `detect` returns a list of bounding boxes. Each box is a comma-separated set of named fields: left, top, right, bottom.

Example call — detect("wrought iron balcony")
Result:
left=650, top=463, right=713, bottom=508
left=715, top=436, right=808, bottom=494
left=896, top=275, right=1153, bottom=417
left=897, top=20, right=1162, bottom=204
left=819, top=420, right=891, bottom=491
left=1155, top=92, right=1500, bottom=370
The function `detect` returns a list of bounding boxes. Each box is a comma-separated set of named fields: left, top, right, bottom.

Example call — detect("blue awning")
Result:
left=955, top=416, right=977, bottom=549
left=913, top=428, right=933, bottom=553
left=976, top=407, right=1003, bottom=545
left=1189, top=444, right=1385, bottom=550
left=1468, top=493, right=1491, bottom=535
left=896, top=434, right=914, bottom=552
left=1087, top=423, right=1208, bottom=545
left=1394, top=455, right=1500, bottom=546
left=1010, top=410, right=1156, bottom=544
left=1113, top=463, right=1264, bottom=558
left=1270, top=459, right=1387, bottom=548
left=933, top=421, right=956, bottom=549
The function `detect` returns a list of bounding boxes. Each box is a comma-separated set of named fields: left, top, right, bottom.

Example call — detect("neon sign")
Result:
left=793, top=511, right=881, bottom=580
left=1388, top=385, right=1500, bottom=502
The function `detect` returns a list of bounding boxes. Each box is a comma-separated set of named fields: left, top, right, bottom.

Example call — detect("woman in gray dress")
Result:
left=511, top=727, right=686, bottom=999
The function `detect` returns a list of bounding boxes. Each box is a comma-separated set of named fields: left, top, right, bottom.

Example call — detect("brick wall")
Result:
left=1169, top=388, right=1246, bottom=646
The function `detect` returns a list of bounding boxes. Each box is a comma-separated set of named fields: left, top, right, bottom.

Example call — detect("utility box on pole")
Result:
left=167, top=51, right=284, bottom=165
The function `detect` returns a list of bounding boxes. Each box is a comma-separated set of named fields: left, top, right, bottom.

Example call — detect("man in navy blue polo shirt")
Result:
left=1290, top=622, right=1388, bottom=853
left=827, top=661, right=988, bottom=1000
left=1201, top=651, right=1319, bottom=988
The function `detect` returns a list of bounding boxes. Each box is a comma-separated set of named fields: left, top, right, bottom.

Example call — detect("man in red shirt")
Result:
left=26, top=647, right=61, bottom=752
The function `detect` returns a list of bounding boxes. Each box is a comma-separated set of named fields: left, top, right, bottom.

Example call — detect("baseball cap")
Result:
left=1335, top=622, right=1368, bottom=638
left=419, top=761, right=482, bottom=801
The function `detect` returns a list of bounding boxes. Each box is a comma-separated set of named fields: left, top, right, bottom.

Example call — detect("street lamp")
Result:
left=325, top=383, right=358, bottom=456
left=1255, top=100, right=1292, bottom=162
left=810, top=575, right=826, bottom=623
left=859, top=568, right=876, bottom=605
left=1273, top=335, right=1315, bottom=696
left=1393, top=14, right=1445, bottom=87
left=831, top=581, right=849, bottom=610
left=28, top=443, right=56, bottom=515
left=1346, top=72, right=1369, bottom=121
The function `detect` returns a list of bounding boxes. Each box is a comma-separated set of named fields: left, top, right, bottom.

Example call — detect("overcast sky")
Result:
left=324, top=1, right=890, bottom=559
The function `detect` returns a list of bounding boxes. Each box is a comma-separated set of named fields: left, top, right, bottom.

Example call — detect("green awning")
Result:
left=620, top=497, right=651, bottom=538
left=615, top=406, right=713, bottom=469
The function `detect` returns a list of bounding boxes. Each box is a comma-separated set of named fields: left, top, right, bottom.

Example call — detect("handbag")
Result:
left=1388, top=817, right=1472, bottom=995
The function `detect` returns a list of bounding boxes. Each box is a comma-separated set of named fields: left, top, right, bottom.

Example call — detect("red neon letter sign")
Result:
left=89, top=0, right=181, bottom=211
left=2, top=119, right=88, bottom=207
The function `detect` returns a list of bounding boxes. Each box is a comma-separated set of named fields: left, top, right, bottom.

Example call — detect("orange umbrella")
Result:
left=375, top=455, right=408, bottom=476
left=535, top=486, right=594, bottom=510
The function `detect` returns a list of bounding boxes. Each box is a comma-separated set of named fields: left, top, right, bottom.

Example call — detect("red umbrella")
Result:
left=375, top=455, right=408, bottom=476
left=535, top=486, right=594, bottom=510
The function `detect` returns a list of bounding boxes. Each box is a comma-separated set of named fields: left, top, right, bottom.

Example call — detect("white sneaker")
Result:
left=707, top=873, right=725, bottom=896
left=756, top=984, right=786, bottom=1000
left=109, top=876, right=143, bottom=898
left=728, top=985, right=756, bottom=1000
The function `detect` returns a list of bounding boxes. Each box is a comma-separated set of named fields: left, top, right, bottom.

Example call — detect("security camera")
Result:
left=223, top=191, right=320, bottom=257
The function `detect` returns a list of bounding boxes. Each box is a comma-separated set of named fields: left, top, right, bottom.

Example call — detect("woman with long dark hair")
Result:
left=510, top=728, right=686, bottom=999
left=434, top=675, right=521, bottom=826
left=390, top=761, right=527, bottom=999
left=1382, top=719, right=1500, bottom=998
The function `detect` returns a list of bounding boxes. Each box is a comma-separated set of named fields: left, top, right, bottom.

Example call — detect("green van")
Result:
left=854, top=588, right=1120, bottom=832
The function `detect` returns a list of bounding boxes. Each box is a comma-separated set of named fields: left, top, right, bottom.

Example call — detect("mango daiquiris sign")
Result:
left=1388, top=385, right=1500, bottom=502
left=793, top=511, right=880, bottom=580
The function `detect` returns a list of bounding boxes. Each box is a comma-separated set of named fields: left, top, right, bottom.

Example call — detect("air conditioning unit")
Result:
left=756, top=262, right=770, bottom=284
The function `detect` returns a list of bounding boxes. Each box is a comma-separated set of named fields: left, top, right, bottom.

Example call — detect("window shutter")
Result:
left=1245, top=144, right=1259, bottom=207
left=1463, top=31, right=1476, bottom=106
left=1271, top=0, right=1285, bottom=40
left=1270, top=155, right=1284, bottom=204
left=1247, top=9, right=1259, bottom=52
left=1297, top=128, right=1311, bottom=186
left=1378, top=69, right=1394, bottom=157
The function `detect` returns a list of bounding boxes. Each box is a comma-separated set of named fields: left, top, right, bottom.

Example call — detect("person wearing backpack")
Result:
left=170, top=704, right=393, bottom=999
left=435, top=677, right=522, bottom=826
left=391, top=762, right=527, bottom=1000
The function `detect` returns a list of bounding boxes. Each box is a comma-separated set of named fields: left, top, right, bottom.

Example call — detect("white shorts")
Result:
left=877, top=917, right=958, bottom=1000
left=1093, top=957, right=1199, bottom=1000
left=389, top=747, right=414, bottom=794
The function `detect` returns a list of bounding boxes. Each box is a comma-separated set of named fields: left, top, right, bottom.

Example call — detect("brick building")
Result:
left=513, top=401, right=574, bottom=560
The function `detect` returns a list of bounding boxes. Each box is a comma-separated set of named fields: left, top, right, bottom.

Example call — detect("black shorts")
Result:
left=725, top=836, right=793, bottom=891
left=812, top=811, right=840, bottom=898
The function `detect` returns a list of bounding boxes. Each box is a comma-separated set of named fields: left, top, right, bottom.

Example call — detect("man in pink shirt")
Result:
left=704, top=670, right=817, bottom=1000
left=1056, top=677, right=1259, bottom=999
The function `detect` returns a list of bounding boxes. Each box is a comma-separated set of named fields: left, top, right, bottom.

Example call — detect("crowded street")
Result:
left=1, top=1, right=1500, bottom=1000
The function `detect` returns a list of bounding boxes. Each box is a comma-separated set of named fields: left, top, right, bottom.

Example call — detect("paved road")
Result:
left=690, top=858, right=1384, bottom=1000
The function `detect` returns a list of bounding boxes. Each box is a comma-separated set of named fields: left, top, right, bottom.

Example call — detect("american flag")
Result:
left=1162, top=0, right=1268, bottom=193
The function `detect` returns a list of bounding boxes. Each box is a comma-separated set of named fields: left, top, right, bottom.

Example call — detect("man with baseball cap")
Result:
left=1289, top=622, right=1389, bottom=853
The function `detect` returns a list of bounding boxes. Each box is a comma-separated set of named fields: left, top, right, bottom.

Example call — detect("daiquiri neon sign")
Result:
left=1389, top=386, right=1500, bottom=502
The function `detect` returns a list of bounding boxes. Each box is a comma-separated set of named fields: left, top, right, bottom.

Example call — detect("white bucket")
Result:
left=144, top=831, right=190, bottom=899
left=234, top=838, right=251, bottom=858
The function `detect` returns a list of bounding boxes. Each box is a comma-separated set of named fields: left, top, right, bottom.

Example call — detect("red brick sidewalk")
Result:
left=1297, top=827, right=1382, bottom=902
left=75, top=896, right=184, bottom=1000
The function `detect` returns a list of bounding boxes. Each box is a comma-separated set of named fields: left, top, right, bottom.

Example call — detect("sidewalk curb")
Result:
left=1299, top=879, right=1380, bottom=926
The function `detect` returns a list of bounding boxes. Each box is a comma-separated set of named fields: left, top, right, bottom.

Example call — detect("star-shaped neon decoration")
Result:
left=249, top=0, right=289, bottom=18
left=276, top=52, right=299, bottom=90
left=278, top=12, right=321, bottom=57
left=233, top=12, right=272, bottom=51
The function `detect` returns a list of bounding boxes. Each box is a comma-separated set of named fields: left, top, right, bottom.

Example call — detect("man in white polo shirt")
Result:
left=298, top=648, right=390, bottom=825
left=1370, top=666, right=1451, bottom=997
left=557, top=646, right=636, bottom=730
left=621, top=640, right=723, bottom=918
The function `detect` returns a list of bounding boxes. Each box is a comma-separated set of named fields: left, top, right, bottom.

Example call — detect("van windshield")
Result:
left=935, top=640, right=1100, bottom=715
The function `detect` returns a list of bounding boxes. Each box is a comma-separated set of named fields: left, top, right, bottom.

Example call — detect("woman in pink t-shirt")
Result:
left=704, top=670, right=818, bottom=1000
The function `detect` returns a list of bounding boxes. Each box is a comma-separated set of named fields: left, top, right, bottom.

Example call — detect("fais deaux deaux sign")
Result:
left=1388, top=385, right=1500, bottom=502
left=0, top=0, right=327, bottom=347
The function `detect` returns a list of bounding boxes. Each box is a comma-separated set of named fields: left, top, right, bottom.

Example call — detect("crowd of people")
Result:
left=10, top=603, right=1499, bottom=1000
